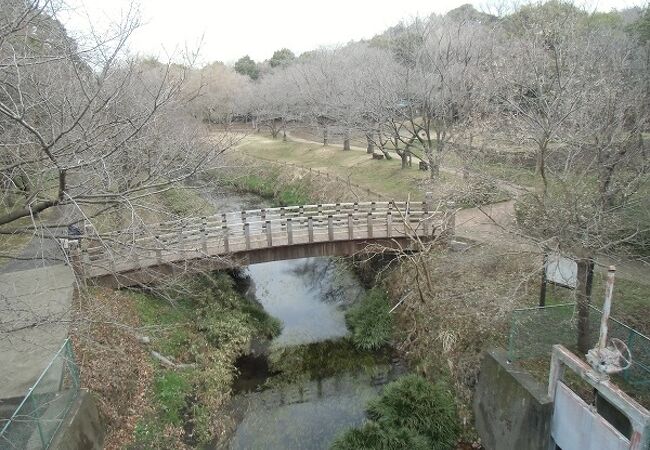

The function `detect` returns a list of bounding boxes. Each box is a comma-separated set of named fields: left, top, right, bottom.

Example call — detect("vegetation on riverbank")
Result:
left=332, top=374, right=459, bottom=450
left=72, top=271, right=281, bottom=449
left=345, top=287, right=393, bottom=351
left=130, top=272, right=281, bottom=448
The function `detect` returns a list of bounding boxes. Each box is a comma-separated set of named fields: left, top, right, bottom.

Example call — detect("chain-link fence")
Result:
left=508, top=303, right=649, bottom=386
left=0, top=339, right=80, bottom=449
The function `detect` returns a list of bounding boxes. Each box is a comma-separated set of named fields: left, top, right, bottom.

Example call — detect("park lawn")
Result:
left=237, top=135, right=459, bottom=201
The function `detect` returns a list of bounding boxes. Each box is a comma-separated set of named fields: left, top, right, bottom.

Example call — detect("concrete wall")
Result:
left=51, top=389, right=104, bottom=450
left=473, top=348, right=553, bottom=450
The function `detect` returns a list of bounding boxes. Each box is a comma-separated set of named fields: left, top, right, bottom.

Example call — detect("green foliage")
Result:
left=331, top=421, right=431, bottom=450
left=226, top=171, right=311, bottom=206
left=234, top=55, right=259, bottom=80
left=269, top=48, right=296, bottom=67
left=345, top=288, right=393, bottom=350
left=153, top=371, right=193, bottom=426
left=332, top=375, right=459, bottom=450
left=130, top=271, right=282, bottom=446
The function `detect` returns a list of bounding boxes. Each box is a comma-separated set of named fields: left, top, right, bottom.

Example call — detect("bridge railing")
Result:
left=80, top=201, right=446, bottom=278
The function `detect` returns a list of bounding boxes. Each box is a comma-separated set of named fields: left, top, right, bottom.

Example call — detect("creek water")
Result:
left=200, top=191, right=404, bottom=450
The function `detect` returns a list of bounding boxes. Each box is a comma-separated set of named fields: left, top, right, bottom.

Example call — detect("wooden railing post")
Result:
left=422, top=202, right=430, bottom=236
left=287, top=218, right=293, bottom=245
left=222, top=226, right=230, bottom=253
left=155, top=238, right=163, bottom=264
left=201, top=217, right=208, bottom=253
left=328, top=215, right=334, bottom=241
left=244, top=223, right=251, bottom=250
left=347, top=213, right=353, bottom=239
left=266, top=220, right=272, bottom=246
left=367, top=212, right=373, bottom=238
left=178, top=222, right=185, bottom=251
left=308, top=217, right=314, bottom=243
left=386, top=211, right=393, bottom=238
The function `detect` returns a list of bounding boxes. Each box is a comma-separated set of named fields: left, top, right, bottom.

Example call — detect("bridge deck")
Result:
left=78, top=201, right=445, bottom=280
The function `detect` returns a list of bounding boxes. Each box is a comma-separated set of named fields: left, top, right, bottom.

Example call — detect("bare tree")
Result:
left=0, top=1, right=234, bottom=248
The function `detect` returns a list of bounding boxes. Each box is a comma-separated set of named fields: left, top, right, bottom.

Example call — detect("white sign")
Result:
left=545, top=253, right=577, bottom=289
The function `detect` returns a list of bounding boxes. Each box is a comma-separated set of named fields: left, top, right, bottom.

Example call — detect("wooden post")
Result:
left=328, top=215, right=334, bottom=240
left=576, top=257, right=595, bottom=354
left=201, top=217, right=208, bottom=253
left=222, top=226, right=230, bottom=253
left=155, top=239, right=162, bottom=264
left=367, top=212, right=373, bottom=238
left=539, top=253, right=548, bottom=307
left=287, top=218, right=293, bottom=245
left=178, top=223, right=185, bottom=251
left=347, top=213, right=353, bottom=239
left=266, top=220, right=272, bottom=246
left=308, top=217, right=314, bottom=243
left=244, top=223, right=251, bottom=250
left=386, top=211, right=393, bottom=238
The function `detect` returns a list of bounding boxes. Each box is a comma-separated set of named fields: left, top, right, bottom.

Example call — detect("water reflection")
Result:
left=225, top=246, right=400, bottom=449
left=246, top=258, right=363, bottom=347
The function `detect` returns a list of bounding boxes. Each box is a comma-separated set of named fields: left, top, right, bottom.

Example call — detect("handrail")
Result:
left=75, top=201, right=448, bottom=278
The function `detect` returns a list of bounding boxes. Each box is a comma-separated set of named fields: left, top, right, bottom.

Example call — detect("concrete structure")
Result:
left=473, top=348, right=553, bottom=450
left=50, top=390, right=104, bottom=450
left=0, top=265, right=76, bottom=400
left=474, top=347, right=650, bottom=450
left=79, top=201, right=448, bottom=287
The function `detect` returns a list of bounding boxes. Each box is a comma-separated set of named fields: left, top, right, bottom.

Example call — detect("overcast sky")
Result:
left=62, top=0, right=642, bottom=65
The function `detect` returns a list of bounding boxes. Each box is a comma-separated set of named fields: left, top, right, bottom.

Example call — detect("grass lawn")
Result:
left=236, top=135, right=460, bottom=201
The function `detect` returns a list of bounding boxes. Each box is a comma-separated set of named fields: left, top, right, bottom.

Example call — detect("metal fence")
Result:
left=508, top=303, right=650, bottom=386
left=0, top=339, right=80, bottom=450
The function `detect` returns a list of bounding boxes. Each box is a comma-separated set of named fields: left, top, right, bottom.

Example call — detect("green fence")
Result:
left=0, top=339, right=80, bottom=450
left=508, top=303, right=650, bottom=386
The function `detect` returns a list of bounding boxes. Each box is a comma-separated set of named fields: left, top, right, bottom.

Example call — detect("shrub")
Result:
left=331, top=375, right=459, bottom=450
left=345, top=288, right=392, bottom=350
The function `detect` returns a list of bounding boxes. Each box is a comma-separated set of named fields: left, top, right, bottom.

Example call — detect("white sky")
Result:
left=62, top=0, right=643, bottom=65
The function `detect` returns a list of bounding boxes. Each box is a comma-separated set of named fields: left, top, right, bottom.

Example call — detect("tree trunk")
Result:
left=400, top=151, right=408, bottom=169
left=576, top=257, right=595, bottom=354
left=366, top=133, right=374, bottom=154
left=323, top=127, right=328, bottom=146
left=343, top=129, right=351, bottom=151
left=535, top=145, right=548, bottom=196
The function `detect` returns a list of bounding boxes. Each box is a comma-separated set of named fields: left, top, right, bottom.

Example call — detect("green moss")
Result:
left=345, top=288, right=393, bottom=350
left=332, top=375, right=459, bottom=450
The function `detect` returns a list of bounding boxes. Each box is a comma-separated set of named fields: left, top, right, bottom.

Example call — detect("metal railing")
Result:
left=507, top=303, right=650, bottom=386
left=0, top=339, right=80, bottom=450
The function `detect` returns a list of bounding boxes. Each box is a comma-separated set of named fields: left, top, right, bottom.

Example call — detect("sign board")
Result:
left=545, top=253, right=578, bottom=289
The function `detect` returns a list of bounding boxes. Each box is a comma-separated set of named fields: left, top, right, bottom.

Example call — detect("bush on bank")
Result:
left=331, top=374, right=459, bottom=450
left=345, top=287, right=393, bottom=351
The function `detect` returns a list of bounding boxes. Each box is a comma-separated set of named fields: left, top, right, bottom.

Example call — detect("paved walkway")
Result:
left=0, top=264, right=76, bottom=399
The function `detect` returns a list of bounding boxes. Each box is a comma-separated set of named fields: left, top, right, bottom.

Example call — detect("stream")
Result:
left=200, top=191, right=405, bottom=450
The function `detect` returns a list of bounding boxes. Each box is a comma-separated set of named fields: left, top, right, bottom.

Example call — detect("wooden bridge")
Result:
left=75, top=201, right=449, bottom=286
